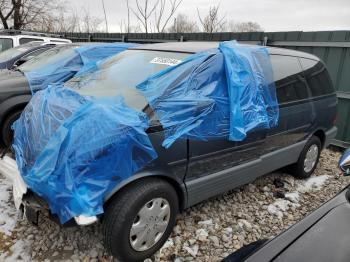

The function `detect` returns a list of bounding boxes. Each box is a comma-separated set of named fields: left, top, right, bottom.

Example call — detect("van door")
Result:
left=264, top=55, right=316, bottom=154
left=184, top=129, right=267, bottom=206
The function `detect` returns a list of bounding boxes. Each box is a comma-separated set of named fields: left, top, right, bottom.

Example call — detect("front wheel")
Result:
left=103, top=178, right=179, bottom=262
left=2, top=110, right=23, bottom=147
left=291, top=136, right=321, bottom=179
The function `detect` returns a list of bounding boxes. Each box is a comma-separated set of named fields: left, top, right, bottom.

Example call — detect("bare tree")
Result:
left=131, top=0, right=159, bottom=34
left=0, top=0, right=65, bottom=30
left=0, top=0, right=14, bottom=29
left=125, top=0, right=130, bottom=33
left=154, top=0, right=182, bottom=33
left=197, top=5, right=226, bottom=33
left=228, top=21, right=263, bottom=32
left=167, top=13, right=198, bottom=33
left=80, top=8, right=103, bottom=33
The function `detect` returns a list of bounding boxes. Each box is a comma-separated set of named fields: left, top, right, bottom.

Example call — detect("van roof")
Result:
left=131, top=41, right=320, bottom=61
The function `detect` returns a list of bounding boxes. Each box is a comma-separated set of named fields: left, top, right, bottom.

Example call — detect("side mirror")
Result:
left=339, top=148, right=350, bottom=175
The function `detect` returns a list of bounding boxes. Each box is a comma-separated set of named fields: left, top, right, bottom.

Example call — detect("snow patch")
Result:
left=284, top=192, right=300, bottom=203
left=0, top=175, right=30, bottom=261
left=267, top=199, right=300, bottom=219
left=0, top=240, right=31, bottom=262
left=297, top=175, right=329, bottom=193
left=268, top=175, right=329, bottom=219
left=0, top=176, right=18, bottom=235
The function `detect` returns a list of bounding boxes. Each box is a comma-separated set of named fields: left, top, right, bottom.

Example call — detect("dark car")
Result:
left=2, top=42, right=337, bottom=262
left=0, top=42, right=134, bottom=146
left=223, top=149, right=350, bottom=262
left=0, top=41, right=56, bottom=70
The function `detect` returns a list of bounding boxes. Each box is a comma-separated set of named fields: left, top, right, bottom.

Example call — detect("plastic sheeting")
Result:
left=219, top=41, right=279, bottom=141
left=24, top=43, right=136, bottom=94
left=137, top=50, right=230, bottom=148
left=137, top=41, right=279, bottom=148
left=13, top=86, right=157, bottom=223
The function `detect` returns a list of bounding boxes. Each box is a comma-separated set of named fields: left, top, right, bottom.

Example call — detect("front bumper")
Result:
left=0, top=155, right=98, bottom=226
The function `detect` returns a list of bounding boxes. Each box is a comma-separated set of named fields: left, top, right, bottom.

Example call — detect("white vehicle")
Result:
left=0, top=30, right=72, bottom=52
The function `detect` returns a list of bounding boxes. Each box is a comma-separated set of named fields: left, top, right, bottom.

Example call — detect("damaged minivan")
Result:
left=1, top=41, right=337, bottom=262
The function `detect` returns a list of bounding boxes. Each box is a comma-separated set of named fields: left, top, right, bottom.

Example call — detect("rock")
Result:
left=262, top=186, right=270, bottom=192
left=209, top=236, right=220, bottom=248
left=64, top=245, right=74, bottom=251
left=188, top=239, right=196, bottom=245
left=0, top=149, right=345, bottom=262
left=198, top=219, right=213, bottom=226
left=196, top=228, right=208, bottom=242
left=183, top=245, right=199, bottom=257
left=89, top=249, right=98, bottom=258
left=273, top=178, right=285, bottom=188
left=223, top=227, right=233, bottom=235
left=273, top=191, right=285, bottom=199
left=221, top=234, right=230, bottom=243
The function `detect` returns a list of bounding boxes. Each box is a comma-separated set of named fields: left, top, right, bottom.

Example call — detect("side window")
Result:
left=270, top=55, right=309, bottom=104
left=22, top=48, right=49, bottom=60
left=299, top=58, right=335, bottom=97
left=0, top=38, right=13, bottom=52
left=19, top=38, right=44, bottom=45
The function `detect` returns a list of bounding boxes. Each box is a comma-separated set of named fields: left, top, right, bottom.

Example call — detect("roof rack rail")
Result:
left=0, top=29, right=64, bottom=38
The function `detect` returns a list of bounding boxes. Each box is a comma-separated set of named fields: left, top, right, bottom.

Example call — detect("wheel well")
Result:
left=313, top=130, right=326, bottom=148
left=0, top=105, right=26, bottom=143
left=104, top=175, right=185, bottom=213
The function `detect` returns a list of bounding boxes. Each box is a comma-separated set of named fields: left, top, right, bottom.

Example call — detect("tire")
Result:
left=291, top=136, right=321, bottom=179
left=2, top=110, right=23, bottom=147
left=103, top=178, right=179, bottom=262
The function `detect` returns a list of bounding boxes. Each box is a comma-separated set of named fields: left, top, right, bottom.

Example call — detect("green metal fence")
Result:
left=60, top=31, right=350, bottom=147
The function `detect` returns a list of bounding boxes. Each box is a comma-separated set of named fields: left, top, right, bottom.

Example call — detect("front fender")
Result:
left=104, top=169, right=187, bottom=210
left=0, top=94, right=32, bottom=123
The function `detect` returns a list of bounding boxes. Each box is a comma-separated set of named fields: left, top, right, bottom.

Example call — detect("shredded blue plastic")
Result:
left=13, top=86, right=157, bottom=223
left=138, top=41, right=279, bottom=148
left=24, top=43, right=136, bottom=94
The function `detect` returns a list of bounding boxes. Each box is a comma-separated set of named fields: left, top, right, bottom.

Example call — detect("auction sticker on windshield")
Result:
left=150, top=57, right=182, bottom=66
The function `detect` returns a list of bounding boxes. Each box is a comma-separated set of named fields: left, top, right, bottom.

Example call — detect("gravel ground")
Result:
left=0, top=148, right=348, bottom=262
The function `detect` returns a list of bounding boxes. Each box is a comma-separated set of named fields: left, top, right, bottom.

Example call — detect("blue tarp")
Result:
left=137, top=50, right=230, bottom=148
left=137, top=41, right=279, bottom=148
left=13, top=86, right=157, bottom=223
left=24, top=43, right=136, bottom=94
left=219, top=41, right=279, bottom=141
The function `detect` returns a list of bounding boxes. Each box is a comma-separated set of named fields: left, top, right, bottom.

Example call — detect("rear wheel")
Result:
left=290, top=136, right=321, bottom=179
left=2, top=110, right=22, bottom=147
left=103, top=178, right=179, bottom=262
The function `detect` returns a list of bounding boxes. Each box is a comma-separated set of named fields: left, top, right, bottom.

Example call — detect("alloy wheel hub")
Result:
left=304, top=144, right=319, bottom=173
left=129, top=198, right=170, bottom=252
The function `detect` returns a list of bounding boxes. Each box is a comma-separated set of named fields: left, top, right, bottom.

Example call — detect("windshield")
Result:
left=19, top=45, right=78, bottom=72
left=0, top=42, right=40, bottom=62
left=0, top=38, right=13, bottom=52
left=65, top=50, right=189, bottom=110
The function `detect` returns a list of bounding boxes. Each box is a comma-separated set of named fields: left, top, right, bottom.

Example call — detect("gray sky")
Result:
left=72, top=0, right=350, bottom=32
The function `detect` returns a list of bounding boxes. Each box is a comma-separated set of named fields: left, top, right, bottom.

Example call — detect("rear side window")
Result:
left=271, top=55, right=309, bottom=104
left=19, top=38, right=44, bottom=45
left=299, top=58, right=335, bottom=97
left=0, top=38, right=13, bottom=52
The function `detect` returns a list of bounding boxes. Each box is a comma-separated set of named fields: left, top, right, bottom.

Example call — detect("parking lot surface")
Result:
left=0, top=149, right=347, bottom=262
